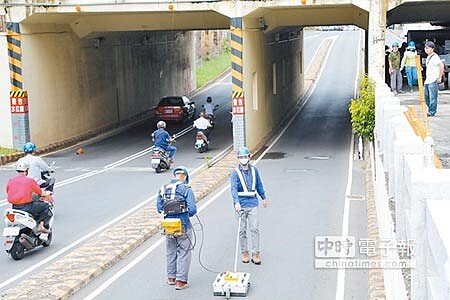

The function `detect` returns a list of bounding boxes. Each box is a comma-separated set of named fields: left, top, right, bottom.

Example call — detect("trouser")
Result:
left=424, top=81, right=439, bottom=115
left=405, top=66, right=417, bottom=88
left=237, top=206, right=260, bottom=254
left=390, top=69, right=403, bottom=92
left=166, top=145, right=177, bottom=159
left=166, top=228, right=193, bottom=282
left=13, top=199, right=51, bottom=228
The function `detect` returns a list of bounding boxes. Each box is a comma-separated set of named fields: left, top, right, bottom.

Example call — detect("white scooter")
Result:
left=195, top=130, right=209, bottom=153
left=3, top=194, right=54, bottom=260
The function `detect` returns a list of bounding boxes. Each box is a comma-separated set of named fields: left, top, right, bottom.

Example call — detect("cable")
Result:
left=193, top=215, right=221, bottom=274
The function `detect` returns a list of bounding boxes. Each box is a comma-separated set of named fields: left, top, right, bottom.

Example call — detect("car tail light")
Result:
left=6, top=213, right=15, bottom=222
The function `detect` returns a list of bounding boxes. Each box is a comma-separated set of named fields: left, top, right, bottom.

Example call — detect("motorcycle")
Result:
left=150, top=146, right=171, bottom=173
left=195, top=130, right=209, bottom=153
left=3, top=195, right=54, bottom=260
left=202, top=104, right=219, bottom=127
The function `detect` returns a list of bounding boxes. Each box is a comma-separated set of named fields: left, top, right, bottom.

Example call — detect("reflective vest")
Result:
left=159, top=181, right=183, bottom=201
left=235, top=166, right=257, bottom=197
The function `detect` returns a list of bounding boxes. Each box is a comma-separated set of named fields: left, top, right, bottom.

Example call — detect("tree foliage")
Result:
left=349, top=73, right=375, bottom=141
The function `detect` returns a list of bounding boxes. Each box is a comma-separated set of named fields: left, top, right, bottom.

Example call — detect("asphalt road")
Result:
left=0, top=30, right=367, bottom=299
left=72, top=30, right=368, bottom=300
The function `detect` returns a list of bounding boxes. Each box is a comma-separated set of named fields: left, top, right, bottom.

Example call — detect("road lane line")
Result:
left=0, top=146, right=231, bottom=290
left=335, top=31, right=361, bottom=300
left=83, top=36, right=334, bottom=300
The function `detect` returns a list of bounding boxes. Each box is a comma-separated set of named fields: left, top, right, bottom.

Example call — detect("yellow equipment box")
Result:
left=161, top=218, right=182, bottom=235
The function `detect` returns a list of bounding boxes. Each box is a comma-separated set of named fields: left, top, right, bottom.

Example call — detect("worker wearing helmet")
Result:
left=388, top=42, right=404, bottom=95
left=157, top=166, right=197, bottom=290
left=401, top=40, right=418, bottom=92
left=21, top=142, right=55, bottom=192
left=6, top=159, right=52, bottom=233
left=152, top=121, right=176, bottom=162
left=231, top=147, right=267, bottom=265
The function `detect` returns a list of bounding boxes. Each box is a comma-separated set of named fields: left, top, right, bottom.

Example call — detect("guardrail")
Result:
left=374, top=74, right=450, bottom=299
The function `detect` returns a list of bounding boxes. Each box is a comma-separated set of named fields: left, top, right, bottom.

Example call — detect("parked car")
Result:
left=154, top=96, right=196, bottom=122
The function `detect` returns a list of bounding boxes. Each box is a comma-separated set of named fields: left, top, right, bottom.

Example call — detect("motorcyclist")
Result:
left=203, top=97, right=215, bottom=119
left=20, top=142, right=55, bottom=192
left=6, top=160, right=52, bottom=233
left=152, top=121, right=176, bottom=163
left=193, top=112, right=212, bottom=141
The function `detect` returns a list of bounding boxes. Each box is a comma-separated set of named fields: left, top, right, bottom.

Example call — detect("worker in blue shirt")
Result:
left=231, top=147, right=268, bottom=265
left=152, top=121, right=176, bottom=162
left=157, top=166, right=197, bottom=290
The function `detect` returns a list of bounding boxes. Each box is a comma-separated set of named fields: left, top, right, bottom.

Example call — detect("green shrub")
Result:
left=348, top=73, right=375, bottom=141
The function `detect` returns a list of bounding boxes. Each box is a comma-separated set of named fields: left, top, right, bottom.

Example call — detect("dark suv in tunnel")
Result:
left=154, top=96, right=196, bottom=123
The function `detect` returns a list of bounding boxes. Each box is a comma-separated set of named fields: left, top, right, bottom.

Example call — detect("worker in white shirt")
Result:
left=193, top=112, right=213, bottom=140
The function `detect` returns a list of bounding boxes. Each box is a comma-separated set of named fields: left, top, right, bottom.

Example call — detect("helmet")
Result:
left=236, top=147, right=250, bottom=158
left=173, top=166, right=189, bottom=184
left=408, top=41, right=415, bottom=48
left=23, top=142, right=36, bottom=154
left=157, top=121, right=166, bottom=129
left=206, top=97, right=212, bottom=103
left=15, top=159, right=29, bottom=172
left=392, top=42, right=399, bottom=48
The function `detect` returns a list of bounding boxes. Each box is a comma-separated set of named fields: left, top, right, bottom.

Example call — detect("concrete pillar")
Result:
left=368, top=0, right=387, bottom=79
left=6, top=22, right=30, bottom=150
left=230, top=17, right=246, bottom=150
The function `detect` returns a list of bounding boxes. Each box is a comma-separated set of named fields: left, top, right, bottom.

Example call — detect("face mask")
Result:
left=239, top=158, right=249, bottom=165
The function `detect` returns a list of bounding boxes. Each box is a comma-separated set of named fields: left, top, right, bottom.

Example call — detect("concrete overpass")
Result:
left=0, top=0, right=372, bottom=152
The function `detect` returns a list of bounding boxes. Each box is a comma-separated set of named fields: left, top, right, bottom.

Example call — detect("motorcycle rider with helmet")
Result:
left=6, top=160, right=52, bottom=233
left=152, top=121, right=176, bottom=163
left=21, top=142, right=55, bottom=192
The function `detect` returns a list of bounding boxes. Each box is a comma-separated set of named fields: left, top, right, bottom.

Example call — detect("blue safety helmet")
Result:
left=23, top=142, right=36, bottom=154
left=173, top=166, right=190, bottom=184
left=237, top=147, right=250, bottom=158
left=392, top=42, right=399, bottom=48
left=408, top=41, right=415, bottom=48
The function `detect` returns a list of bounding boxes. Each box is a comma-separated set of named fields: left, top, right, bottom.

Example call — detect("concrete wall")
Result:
left=16, top=24, right=195, bottom=147
left=243, top=19, right=303, bottom=149
left=0, top=29, right=13, bottom=148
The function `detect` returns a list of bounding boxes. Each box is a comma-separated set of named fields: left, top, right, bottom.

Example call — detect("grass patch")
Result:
left=0, top=147, right=19, bottom=156
left=196, top=52, right=231, bottom=89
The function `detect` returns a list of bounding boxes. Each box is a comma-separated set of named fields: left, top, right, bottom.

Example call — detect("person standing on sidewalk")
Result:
left=424, top=41, right=444, bottom=117
left=231, top=147, right=268, bottom=265
left=388, top=42, right=404, bottom=95
left=157, top=166, right=197, bottom=290
left=401, top=41, right=418, bottom=93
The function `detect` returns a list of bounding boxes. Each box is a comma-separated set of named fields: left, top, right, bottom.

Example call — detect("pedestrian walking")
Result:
left=231, top=147, right=268, bottom=265
left=157, top=166, right=197, bottom=290
left=388, top=42, right=403, bottom=95
left=423, top=41, right=444, bottom=117
left=401, top=41, right=418, bottom=92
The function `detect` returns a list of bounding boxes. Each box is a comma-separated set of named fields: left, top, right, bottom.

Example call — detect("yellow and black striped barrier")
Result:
left=10, top=90, right=28, bottom=98
left=232, top=91, right=244, bottom=99
left=230, top=17, right=243, bottom=94
left=6, top=22, right=23, bottom=91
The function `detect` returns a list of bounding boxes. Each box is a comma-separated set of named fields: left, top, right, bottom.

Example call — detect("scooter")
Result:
left=150, top=146, right=171, bottom=173
left=3, top=195, right=54, bottom=261
left=195, top=130, right=209, bottom=153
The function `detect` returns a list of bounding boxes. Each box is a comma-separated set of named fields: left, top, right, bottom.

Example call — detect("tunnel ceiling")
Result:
left=387, top=1, right=450, bottom=26
left=22, top=11, right=230, bottom=37
left=246, top=5, right=369, bottom=32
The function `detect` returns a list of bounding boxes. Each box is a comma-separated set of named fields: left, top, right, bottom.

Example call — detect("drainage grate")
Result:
left=261, top=152, right=286, bottom=159
left=304, top=156, right=330, bottom=160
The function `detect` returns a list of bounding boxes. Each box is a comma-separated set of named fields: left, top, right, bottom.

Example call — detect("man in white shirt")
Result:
left=424, top=41, right=444, bottom=117
left=193, top=112, right=212, bottom=140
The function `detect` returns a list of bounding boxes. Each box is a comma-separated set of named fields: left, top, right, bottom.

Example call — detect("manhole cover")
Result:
left=304, top=156, right=330, bottom=160
left=262, top=152, right=286, bottom=159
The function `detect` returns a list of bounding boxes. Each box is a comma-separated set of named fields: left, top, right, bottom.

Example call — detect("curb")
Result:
left=365, top=148, right=387, bottom=300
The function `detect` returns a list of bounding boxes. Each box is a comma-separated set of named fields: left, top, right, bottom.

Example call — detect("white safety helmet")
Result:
left=157, top=121, right=166, bottom=129
left=16, top=159, right=29, bottom=172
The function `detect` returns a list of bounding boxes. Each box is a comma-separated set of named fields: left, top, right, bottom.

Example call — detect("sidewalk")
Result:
left=396, top=89, right=450, bottom=168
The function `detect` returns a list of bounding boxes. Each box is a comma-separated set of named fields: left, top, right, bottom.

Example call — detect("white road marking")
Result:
left=0, top=145, right=231, bottom=290
left=335, top=31, right=361, bottom=300
left=82, top=35, right=334, bottom=300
